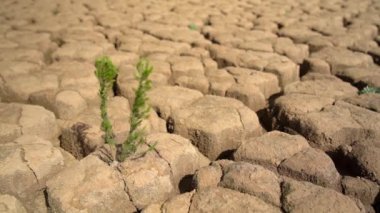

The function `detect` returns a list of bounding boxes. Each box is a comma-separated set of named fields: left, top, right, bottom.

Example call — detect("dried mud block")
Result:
left=171, top=95, right=262, bottom=160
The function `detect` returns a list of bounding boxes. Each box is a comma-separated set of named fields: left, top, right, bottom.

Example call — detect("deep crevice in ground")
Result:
left=179, top=174, right=195, bottom=193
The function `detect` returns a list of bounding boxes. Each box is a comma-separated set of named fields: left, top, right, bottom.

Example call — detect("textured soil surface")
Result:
left=0, top=0, right=380, bottom=212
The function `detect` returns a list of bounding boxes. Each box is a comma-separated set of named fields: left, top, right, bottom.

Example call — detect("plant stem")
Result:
left=95, top=56, right=118, bottom=145
left=117, top=59, right=153, bottom=161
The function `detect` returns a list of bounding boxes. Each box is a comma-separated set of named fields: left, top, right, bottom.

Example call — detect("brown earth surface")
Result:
left=0, top=0, right=379, bottom=212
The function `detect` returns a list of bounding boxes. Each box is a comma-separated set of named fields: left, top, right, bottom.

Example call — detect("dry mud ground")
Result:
left=0, top=0, right=380, bottom=212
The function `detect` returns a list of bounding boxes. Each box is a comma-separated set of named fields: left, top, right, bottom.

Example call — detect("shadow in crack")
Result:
left=326, top=150, right=361, bottom=177
left=179, top=174, right=195, bottom=193
left=216, top=149, right=235, bottom=160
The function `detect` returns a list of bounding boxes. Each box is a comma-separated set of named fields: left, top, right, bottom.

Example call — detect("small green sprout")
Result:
left=117, top=59, right=154, bottom=161
left=359, top=86, right=380, bottom=94
left=188, top=23, right=198, bottom=31
left=95, top=56, right=118, bottom=145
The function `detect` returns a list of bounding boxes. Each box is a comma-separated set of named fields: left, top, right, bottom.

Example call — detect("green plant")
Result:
left=359, top=86, right=380, bottom=94
left=188, top=23, right=198, bottom=31
left=95, top=56, right=118, bottom=145
left=95, top=56, right=155, bottom=162
left=116, top=59, right=154, bottom=162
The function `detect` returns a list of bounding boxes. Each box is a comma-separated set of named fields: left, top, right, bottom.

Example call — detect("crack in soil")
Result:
left=151, top=146, right=176, bottom=180
left=20, top=147, right=39, bottom=184
left=114, top=165, right=139, bottom=211
left=43, top=188, right=51, bottom=210
left=236, top=108, right=246, bottom=130
left=187, top=190, right=196, bottom=213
